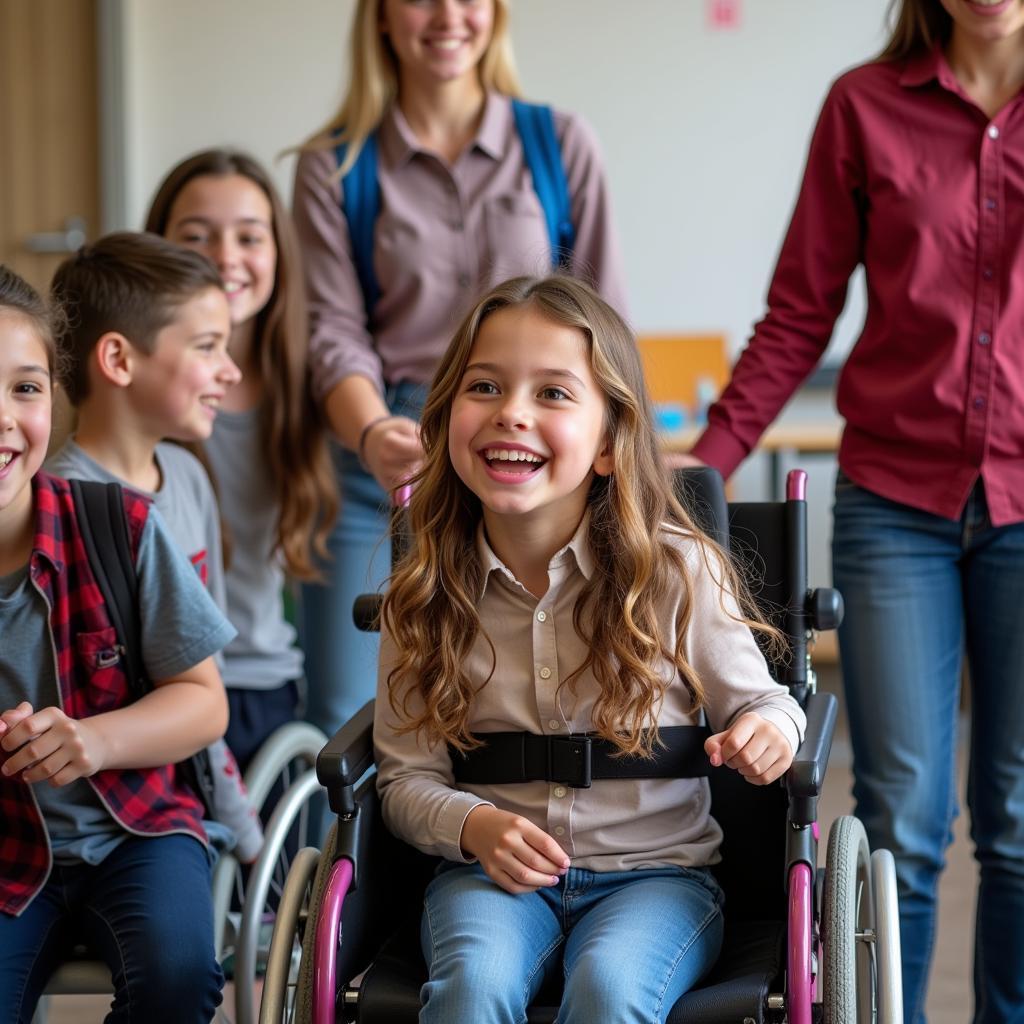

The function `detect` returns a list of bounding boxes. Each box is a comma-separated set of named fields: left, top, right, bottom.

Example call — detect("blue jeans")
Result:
left=832, top=474, right=1024, bottom=1024
left=0, top=834, right=222, bottom=1024
left=299, top=381, right=426, bottom=741
left=420, top=861, right=724, bottom=1024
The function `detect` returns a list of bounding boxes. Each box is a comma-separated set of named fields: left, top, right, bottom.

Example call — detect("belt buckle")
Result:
left=548, top=734, right=592, bottom=789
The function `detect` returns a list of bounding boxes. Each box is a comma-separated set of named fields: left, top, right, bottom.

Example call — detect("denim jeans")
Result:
left=0, top=834, right=222, bottom=1024
left=832, top=473, right=1024, bottom=1024
left=419, top=861, right=724, bottom=1024
left=299, top=381, right=427, bottom=741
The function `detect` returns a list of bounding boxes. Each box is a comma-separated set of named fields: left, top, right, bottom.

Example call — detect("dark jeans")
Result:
left=832, top=474, right=1024, bottom=1024
left=0, top=834, right=222, bottom=1024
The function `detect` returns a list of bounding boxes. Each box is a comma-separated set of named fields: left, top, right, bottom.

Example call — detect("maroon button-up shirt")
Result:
left=692, top=48, right=1024, bottom=527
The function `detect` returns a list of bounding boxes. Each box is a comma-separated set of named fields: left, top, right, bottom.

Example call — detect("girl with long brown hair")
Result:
left=373, top=276, right=804, bottom=1023
left=684, top=1, right=1024, bottom=1019
left=146, top=150, right=338, bottom=768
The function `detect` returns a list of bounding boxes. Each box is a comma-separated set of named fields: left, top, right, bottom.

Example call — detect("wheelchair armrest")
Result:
left=317, top=699, right=376, bottom=817
left=785, top=691, right=837, bottom=827
left=353, top=593, right=383, bottom=632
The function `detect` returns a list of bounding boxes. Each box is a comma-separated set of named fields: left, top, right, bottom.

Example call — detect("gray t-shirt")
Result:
left=205, top=408, right=304, bottom=690
left=0, top=509, right=235, bottom=864
left=46, top=440, right=228, bottom=616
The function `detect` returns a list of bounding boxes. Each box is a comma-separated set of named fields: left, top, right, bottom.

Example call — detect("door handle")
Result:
left=24, top=216, right=88, bottom=254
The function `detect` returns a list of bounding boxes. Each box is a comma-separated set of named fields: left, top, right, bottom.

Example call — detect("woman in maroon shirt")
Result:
left=688, top=3, right=1024, bottom=1021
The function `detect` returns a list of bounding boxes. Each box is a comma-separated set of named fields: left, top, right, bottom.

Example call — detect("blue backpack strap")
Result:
left=511, top=98, right=576, bottom=269
left=334, top=132, right=381, bottom=320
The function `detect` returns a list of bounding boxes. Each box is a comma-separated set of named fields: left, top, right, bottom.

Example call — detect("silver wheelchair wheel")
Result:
left=258, top=846, right=321, bottom=1024
left=871, top=849, right=903, bottom=1024
left=823, top=815, right=874, bottom=1024
left=235, top=768, right=324, bottom=1024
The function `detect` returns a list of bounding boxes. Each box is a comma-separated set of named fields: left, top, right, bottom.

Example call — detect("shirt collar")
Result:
left=899, top=44, right=956, bottom=92
left=475, top=512, right=595, bottom=600
left=29, top=473, right=63, bottom=574
left=380, top=90, right=510, bottom=168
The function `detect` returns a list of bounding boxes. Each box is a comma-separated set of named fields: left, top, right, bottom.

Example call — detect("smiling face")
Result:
left=164, top=174, right=277, bottom=331
left=128, top=286, right=239, bottom=442
left=448, top=303, right=613, bottom=540
left=0, top=313, right=52, bottom=523
left=939, top=0, right=1024, bottom=43
left=380, top=0, right=494, bottom=88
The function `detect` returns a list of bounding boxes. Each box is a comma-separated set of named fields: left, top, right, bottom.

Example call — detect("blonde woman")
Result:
left=293, top=0, right=627, bottom=743
left=687, top=2, right=1024, bottom=1019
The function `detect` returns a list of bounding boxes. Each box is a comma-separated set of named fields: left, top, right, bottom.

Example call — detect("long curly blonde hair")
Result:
left=383, top=275, right=780, bottom=758
left=301, top=0, right=521, bottom=173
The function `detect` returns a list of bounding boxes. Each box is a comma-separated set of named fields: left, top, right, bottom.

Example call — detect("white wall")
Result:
left=119, top=0, right=887, bottom=363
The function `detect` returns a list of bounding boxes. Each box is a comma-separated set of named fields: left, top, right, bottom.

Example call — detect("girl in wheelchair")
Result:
left=373, top=274, right=807, bottom=1023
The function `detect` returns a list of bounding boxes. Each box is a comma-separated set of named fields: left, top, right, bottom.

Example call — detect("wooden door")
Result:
left=0, top=0, right=99, bottom=445
left=0, top=0, right=100, bottom=292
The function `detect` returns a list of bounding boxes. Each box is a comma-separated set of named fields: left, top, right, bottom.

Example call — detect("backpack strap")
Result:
left=335, top=101, right=576, bottom=318
left=510, top=98, right=576, bottom=269
left=335, top=133, right=382, bottom=323
left=70, top=479, right=144, bottom=697
left=70, top=478, right=217, bottom=818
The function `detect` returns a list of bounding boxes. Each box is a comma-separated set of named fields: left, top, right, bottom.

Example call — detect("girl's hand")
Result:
left=704, top=712, right=794, bottom=786
left=0, top=703, right=109, bottom=786
left=460, top=805, right=570, bottom=895
left=362, top=415, right=424, bottom=492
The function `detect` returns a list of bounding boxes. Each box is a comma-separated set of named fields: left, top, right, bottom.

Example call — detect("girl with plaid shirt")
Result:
left=0, top=266, right=235, bottom=1023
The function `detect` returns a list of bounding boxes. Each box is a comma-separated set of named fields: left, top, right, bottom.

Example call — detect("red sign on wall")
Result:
left=707, top=0, right=742, bottom=30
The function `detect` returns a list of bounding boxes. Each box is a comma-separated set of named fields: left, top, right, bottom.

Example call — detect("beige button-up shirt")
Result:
left=374, top=522, right=806, bottom=873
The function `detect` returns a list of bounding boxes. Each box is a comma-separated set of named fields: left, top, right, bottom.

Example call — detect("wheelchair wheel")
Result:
left=295, top=822, right=339, bottom=1024
left=823, top=815, right=874, bottom=1024
left=235, top=768, right=324, bottom=1024
left=258, top=846, right=321, bottom=1024
left=871, top=849, right=903, bottom=1024
left=213, top=723, right=327, bottom=964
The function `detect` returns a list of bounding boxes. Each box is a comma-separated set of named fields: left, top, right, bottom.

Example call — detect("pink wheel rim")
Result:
left=787, top=861, right=814, bottom=1024
left=312, top=857, right=354, bottom=1024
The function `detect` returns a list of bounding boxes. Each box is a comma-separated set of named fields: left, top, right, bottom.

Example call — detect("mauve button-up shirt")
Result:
left=692, top=48, right=1024, bottom=527
left=373, top=521, right=805, bottom=872
left=292, top=92, right=628, bottom=404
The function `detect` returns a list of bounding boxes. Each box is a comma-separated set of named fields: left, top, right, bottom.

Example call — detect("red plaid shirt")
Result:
left=0, top=472, right=206, bottom=916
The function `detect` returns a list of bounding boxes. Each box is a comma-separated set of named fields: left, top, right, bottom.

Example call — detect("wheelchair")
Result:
left=31, top=719, right=327, bottom=1024
left=260, top=468, right=903, bottom=1024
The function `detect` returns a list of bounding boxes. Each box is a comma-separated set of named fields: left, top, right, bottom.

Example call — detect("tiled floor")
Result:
left=45, top=667, right=977, bottom=1023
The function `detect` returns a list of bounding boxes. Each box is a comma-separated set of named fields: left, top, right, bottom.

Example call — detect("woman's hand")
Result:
left=663, top=451, right=706, bottom=471
left=362, top=415, right=424, bottom=492
left=0, top=702, right=109, bottom=786
left=704, top=711, right=794, bottom=786
left=460, top=804, right=570, bottom=894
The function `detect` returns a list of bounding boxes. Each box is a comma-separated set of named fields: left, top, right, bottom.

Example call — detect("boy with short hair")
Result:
left=47, top=231, right=261, bottom=859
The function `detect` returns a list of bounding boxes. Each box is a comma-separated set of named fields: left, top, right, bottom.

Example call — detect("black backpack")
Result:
left=70, top=479, right=217, bottom=819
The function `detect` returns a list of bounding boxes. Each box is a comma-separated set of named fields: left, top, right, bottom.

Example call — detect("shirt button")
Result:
left=973, top=396, right=986, bottom=409
left=554, top=826, right=565, bottom=836
left=548, top=719, right=561, bottom=730
left=988, top=125, right=1000, bottom=139
left=452, top=217, right=464, bottom=231
left=978, top=332, right=991, bottom=346
left=537, top=610, right=547, bottom=622
left=986, top=197, right=997, bottom=211
left=553, top=786, right=567, bottom=798
left=983, top=267, right=994, bottom=281
left=539, top=667, right=552, bottom=679
left=457, top=272, right=471, bottom=287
